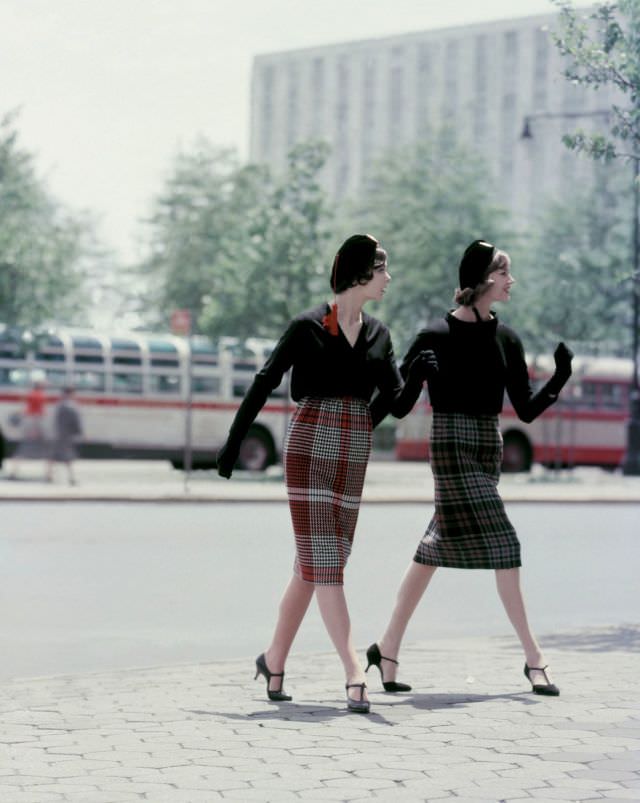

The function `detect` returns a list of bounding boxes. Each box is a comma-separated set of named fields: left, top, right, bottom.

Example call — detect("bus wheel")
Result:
left=502, top=432, right=532, bottom=473
left=238, top=428, right=274, bottom=471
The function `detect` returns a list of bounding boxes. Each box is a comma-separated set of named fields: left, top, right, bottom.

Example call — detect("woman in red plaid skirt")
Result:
left=368, top=240, right=573, bottom=697
left=217, top=234, right=436, bottom=713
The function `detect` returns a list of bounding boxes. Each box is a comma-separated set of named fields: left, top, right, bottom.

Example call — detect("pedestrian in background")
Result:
left=368, top=239, right=573, bottom=697
left=47, top=386, right=83, bottom=485
left=216, top=233, right=436, bottom=713
left=7, top=378, right=48, bottom=479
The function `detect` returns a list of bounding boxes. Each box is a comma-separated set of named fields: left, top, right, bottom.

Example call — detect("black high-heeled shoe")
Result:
left=524, top=663, right=560, bottom=696
left=365, top=643, right=412, bottom=692
left=254, top=653, right=292, bottom=701
left=346, top=682, right=370, bottom=714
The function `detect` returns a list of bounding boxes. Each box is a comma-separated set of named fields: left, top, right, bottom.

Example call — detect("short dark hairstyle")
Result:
left=454, top=249, right=510, bottom=306
left=329, top=234, right=379, bottom=293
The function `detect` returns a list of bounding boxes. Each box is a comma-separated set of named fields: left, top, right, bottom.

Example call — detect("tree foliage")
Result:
left=350, top=131, right=515, bottom=353
left=511, top=165, right=632, bottom=356
left=0, top=111, right=94, bottom=328
left=551, top=0, right=640, bottom=163
left=138, top=140, right=333, bottom=340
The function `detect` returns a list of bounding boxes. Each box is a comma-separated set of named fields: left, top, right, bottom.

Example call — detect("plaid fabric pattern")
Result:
left=414, top=412, right=521, bottom=569
left=285, top=396, right=372, bottom=585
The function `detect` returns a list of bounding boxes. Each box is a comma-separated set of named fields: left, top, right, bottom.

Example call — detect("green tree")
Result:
left=138, top=142, right=253, bottom=330
left=513, top=166, right=631, bottom=355
left=351, top=131, right=514, bottom=353
left=551, top=0, right=640, bottom=164
left=551, top=0, right=640, bottom=415
left=140, top=140, right=333, bottom=339
left=220, top=141, right=333, bottom=339
left=0, top=111, right=93, bottom=327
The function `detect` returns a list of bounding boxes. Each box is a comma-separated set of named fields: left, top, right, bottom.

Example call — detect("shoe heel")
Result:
left=255, top=652, right=292, bottom=702
left=346, top=682, right=370, bottom=714
left=365, top=642, right=412, bottom=693
left=524, top=663, right=559, bottom=696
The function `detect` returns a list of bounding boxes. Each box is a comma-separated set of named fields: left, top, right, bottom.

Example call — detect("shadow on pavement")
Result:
left=493, top=624, right=640, bottom=653
left=541, top=624, right=640, bottom=653
left=185, top=704, right=395, bottom=725
left=185, top=691, right=538, bottom=723
left=373, top=691, right=535, bottom=711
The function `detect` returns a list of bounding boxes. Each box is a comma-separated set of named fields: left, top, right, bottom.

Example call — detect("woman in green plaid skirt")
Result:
left=368, top=240, right=573, bottom=697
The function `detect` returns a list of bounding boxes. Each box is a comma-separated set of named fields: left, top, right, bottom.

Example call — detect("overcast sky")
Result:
left=1, top=0, right=594, bottom=262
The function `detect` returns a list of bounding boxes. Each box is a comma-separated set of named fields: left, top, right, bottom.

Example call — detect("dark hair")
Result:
left=329, top=234, right=379, bottom=293
left=454, top=249, right=510, bottom=306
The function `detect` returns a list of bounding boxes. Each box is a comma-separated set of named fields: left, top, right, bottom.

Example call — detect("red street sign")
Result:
left=171, top=309, right=191, bottom=336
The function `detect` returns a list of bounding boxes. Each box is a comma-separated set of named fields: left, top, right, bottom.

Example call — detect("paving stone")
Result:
left=2, top=627, right=639, bottom=802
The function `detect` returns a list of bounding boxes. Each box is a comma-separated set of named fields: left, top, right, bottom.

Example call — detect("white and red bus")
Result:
left=0, top=326, right=292, bottom=471
left=394, top=355, right=634, bottom=472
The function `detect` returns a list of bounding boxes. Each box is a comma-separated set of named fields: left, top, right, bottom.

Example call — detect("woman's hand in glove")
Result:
left=553, top=342, right=574, bottom=381
left=408, top=349, right=438, bottom=383
left=216, top=442, right=239, bottom=479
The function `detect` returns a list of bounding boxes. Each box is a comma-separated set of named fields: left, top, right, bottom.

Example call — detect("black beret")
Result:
left=458, top=240, right=496, bottom=290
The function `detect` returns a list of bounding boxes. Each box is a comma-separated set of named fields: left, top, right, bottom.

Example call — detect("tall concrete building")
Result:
left=249, top=11, right=615, bottom=226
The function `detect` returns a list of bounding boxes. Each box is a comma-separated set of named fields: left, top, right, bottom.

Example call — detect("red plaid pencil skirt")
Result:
left=284, top=396, right=372, bottom=585
left=414, top=412, right=521, bottom=569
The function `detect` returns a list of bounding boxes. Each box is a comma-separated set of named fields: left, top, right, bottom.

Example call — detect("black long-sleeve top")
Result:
left=223, top=303, right=420, bottom=448
left=372, top=311, right=567, bottom=427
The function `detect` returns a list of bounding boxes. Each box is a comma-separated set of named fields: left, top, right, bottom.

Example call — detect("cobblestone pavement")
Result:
left=1, top=626, right=638, bottom=802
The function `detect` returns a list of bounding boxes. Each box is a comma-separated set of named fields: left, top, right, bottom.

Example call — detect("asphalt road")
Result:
left=1, top=501, right=637, bottom=681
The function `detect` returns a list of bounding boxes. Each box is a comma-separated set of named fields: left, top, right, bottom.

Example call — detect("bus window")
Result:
left=192, top=376, right=220, bottom=394
left=113, top=355, right=142, bottom=366
left=72, top=370, right=105, bottom=392
left=150, top=374, right=181, bottom=394
left=36, top=334, right=65, bottom=362
left=0, top=367, right=31, bottom=387
left=230, top=344, right=258, bottom=372
left=149, top=339, right=179, bottom=368
left=191, top=337, right=218, bottom=365
left=111, top=337, right=142, bottom=366
left=44, top=370, right=68, bottom=388
left=600, top=382, right=628, bottom=410
left=113, top=373, right=143, bottom=394
left=0, top=333, right=21, bottom=358
left=577, top=380, right=599, bottom=409
left=72, top=334, right=105, bottom=365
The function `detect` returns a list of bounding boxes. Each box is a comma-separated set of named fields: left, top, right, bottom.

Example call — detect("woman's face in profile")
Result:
left=485, top=258, right=514, bottom=303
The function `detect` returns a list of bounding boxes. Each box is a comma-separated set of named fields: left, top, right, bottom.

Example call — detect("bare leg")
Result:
left=377, top=561, right=437, bottom=682
left=264, top=574, right=314, bottom=692
left=495, top=568, right=553, bottom=685
left=315, top=584, right=368, bottom=702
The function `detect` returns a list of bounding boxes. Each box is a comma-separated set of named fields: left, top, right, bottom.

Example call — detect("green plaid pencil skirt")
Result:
left=414, top=412, right=521, bottom=569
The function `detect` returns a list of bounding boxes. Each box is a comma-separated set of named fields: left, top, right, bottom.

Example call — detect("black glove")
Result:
left=216, top=441, right=239, bottom=479
left=547, top=341, right=573, bottom=395
left=407, top=349, right=438, bottom=384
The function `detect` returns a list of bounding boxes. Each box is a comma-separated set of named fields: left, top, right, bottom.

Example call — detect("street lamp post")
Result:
left=622, top=155, right=640, bottom=474
left=521, top=110, right=640, bottom=475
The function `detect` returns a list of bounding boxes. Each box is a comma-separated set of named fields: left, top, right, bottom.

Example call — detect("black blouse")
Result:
left=222, top=303, right=417, bottom=449
left=372, top=311, right=565, bottom=426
